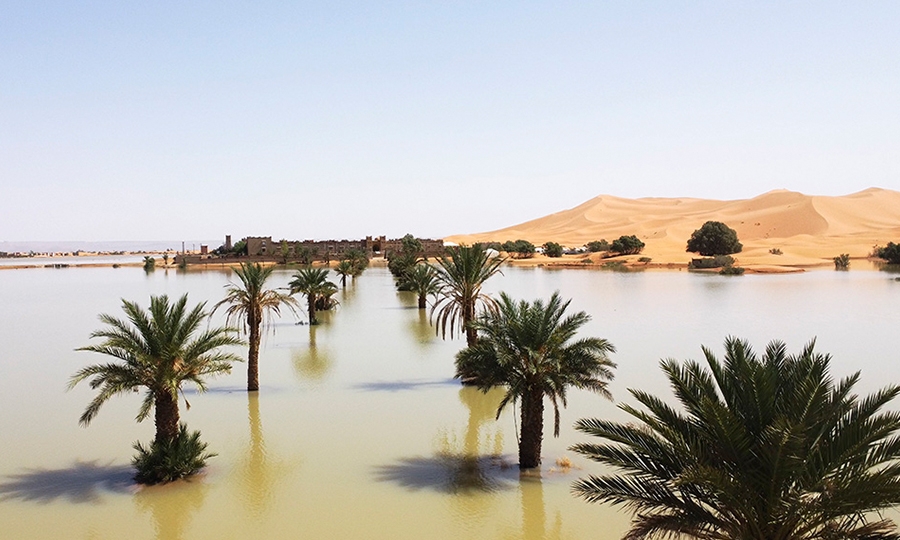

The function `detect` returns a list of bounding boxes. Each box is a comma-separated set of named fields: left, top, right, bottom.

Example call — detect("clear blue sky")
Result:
left=2, top=1, right=898, bottom=243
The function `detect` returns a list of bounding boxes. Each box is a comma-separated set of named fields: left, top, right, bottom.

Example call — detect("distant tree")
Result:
left=399, top=263, right=440, bottom=309
left=162, top=253, right=169, bottom=266
left=501, top=239, right=536, bottom=259
left=542, top=242, right=564, bottom=258
left=296, top=247, right=314, bottom=265
left=388, top=234, right=424, bottom=278
left=334, top=259, right=353, bottom=288
left=834, top=253, right=851, bottom=270
left=474, top=242, right=503, bottom=252
left=289, top=267, right=337, bottom=325
left=686, top=221, right=743, bottom=256
left=586, top=240, right=609, bottom=253
left=345, top=248, right=369, bottom=278
left=610, top=235, right=645, bottom=255
left=231, top=240, right=248, bottom=256
left=875, top=242, right=900, bottom=265
left=280, top=240, right=291, bottom=264
left=143, top=256, right=155, bottom=272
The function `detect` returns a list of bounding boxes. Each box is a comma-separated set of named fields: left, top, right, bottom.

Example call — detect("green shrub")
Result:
left=132, top=424, right=215, bottom=485
left=542, top=242, right=564, bottom=258
left=610, top=235, right=645, bottom=255
left=689, top=255, right=735, bottom=269
left=638, top=257, right=652, bottom=263
left=501, top=239, right=536, bottom=259
left=586, top=240, right=609, bottom=252
left=834, top=253, right=850, bottom=270
left=719, top=266, right=745, bottom=276
left=875, top=242, right=900, bottom=264
left=142, top=256, right=155, bottom=272
left=686, top=221, right=743, bottom=256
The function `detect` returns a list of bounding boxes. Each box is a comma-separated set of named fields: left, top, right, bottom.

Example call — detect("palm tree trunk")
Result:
left=464, top=301, right=477, bottom=347
left=519, top=388, right=544, bottom=469
left=418, top=293, right=427, bottom=309
left=154, top=390, right=180, bottom=444
left=247, top=310, right=260, bottom=392
left=307, top=293, right=317, bottom=325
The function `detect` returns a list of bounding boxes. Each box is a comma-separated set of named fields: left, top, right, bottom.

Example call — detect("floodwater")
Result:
left=1, top=264, right=899, bottom=539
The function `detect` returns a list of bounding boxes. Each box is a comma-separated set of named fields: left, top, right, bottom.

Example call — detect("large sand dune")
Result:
left=446, top=188, right=900, bottom=269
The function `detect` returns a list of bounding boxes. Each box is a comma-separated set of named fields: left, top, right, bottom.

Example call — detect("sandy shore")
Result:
left=446, top=188, right=900, bottom=272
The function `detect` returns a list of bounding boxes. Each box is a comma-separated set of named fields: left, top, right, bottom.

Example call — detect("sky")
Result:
left=2, top=1, right=899, bottom=245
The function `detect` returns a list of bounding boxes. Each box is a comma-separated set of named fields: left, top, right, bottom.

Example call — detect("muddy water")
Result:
left=1, top=265, right=898, bottom=539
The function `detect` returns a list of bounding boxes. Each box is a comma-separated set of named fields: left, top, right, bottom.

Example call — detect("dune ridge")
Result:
left=446, top=188, right=900, bottom=269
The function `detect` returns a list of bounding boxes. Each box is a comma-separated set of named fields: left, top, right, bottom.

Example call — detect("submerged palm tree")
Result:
left=289, top=266, right=337, bottom=325
left=571, top=337, right=900, bottom=540
left=431, top=244, right=505, bottom=347
left=400, top=263, right=440, bottom=309
left=214, top=263, right=299, bottom=392
left=70, top=294, right=242, bottom=446
left=334, top=259, right=353, bottom=288
left=456, top=292, right=616, bottom=469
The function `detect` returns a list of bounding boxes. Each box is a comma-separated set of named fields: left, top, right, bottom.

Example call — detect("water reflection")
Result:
left=231, top=393, right=293, bottom=516
left=406, top=307, right=435, bottom=345
left=135, top=480, right=207, bottom=540
left=0, top=461, right=133, bottom=503
left=514, top=475, right=563, bottom=540
left=292, top=326, right=333, bottom=382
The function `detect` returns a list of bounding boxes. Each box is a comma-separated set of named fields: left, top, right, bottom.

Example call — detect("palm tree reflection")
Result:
left=135, top=481, right=207, bottom=540
left=292, top=326, right=332, bottom=382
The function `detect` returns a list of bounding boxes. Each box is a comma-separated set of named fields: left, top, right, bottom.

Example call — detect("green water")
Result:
left=1, top=265, right=898, bottom=538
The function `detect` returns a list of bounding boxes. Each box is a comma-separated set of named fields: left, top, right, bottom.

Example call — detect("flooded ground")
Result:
left=1, top=265, right=898, bottom=539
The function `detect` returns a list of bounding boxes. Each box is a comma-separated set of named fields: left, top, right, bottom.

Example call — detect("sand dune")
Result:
left=446, top=188, right=900, bottom=269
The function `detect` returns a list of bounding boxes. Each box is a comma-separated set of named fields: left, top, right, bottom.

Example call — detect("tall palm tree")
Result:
left=70, top=294, right=243, bottom=445
left=455, top=292, right=616, bottom=469
left=400, top=262, right=440, bottom=309
left=289, top=266, right=337, bottom=325
left=571, top=337, right=900, bottom=540
left=213, top=262, right=299, bottom=392
left=431, top=244, right=505, bottom=347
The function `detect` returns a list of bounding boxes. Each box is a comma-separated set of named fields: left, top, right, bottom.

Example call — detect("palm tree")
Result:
left=334, top=259, right=354, bottom=288
left=571, top=337, right=900, bottom=540
left=289, top=266, right=337, bottom=325
left=400, top=262, right=440, bottom=309
left=213, top=262, right=299, bottom=392
left=431, top=244, right=505, bottom=347
left=455, top=292, right=616, bottom=469
left=70, top=294, right=243, bottom=445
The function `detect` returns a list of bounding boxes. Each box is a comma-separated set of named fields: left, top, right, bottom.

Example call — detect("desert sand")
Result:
left=446, top=188, right=900, bottom=272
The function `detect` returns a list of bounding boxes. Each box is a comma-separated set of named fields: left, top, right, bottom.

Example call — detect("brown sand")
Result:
left=445, top=188, right=900, bottom=272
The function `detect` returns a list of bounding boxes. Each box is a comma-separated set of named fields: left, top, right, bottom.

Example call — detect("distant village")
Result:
left=176, top=235, right=445, bottom=265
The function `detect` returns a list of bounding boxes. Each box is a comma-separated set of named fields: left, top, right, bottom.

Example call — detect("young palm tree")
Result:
left=70, top=294, right=243, bottom=445
left=431, top=244, right=505, bottom=347
left=289, top=266, right=337, bottom=325
left=400, top=262, right=440, bottom=309
left=571, top=337, right=900, bottom=540
left=456, top=292, right=616, bottom=469
left=334, top=259, right=354, bottom=288
left=214, top=262, right=299, bottom=392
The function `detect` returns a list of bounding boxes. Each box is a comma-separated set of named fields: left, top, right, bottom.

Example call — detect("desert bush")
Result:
left=610, top=235, right=645, bottom=255
left=689, top=255, right=735, bottom=269
left=133, top=424, right=215, bottom=485
left=542, top=242, right=564, bottom=258
left=719, top=265, right=745, bottom=275
left=875, top=243, right=900, bottom=265
left=769, top=248, right=783, bottom=255
left=638, top=257, right=652, bottom=263
left=501, top=239, right=536, bottom=259
left=586, top=240, right=609, bottom=252
left=686, top=221, right=743, bottom=256
left=834, top=253, right=850, bottom=270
